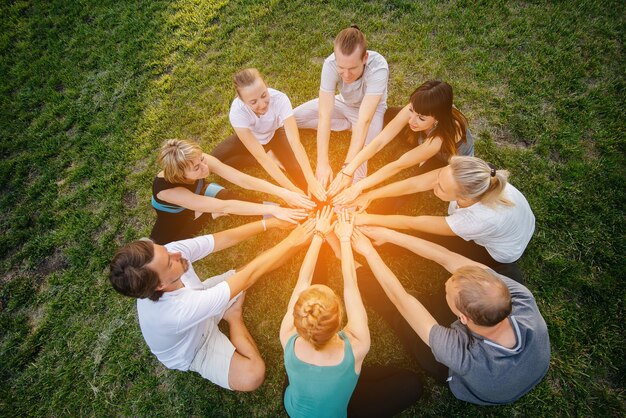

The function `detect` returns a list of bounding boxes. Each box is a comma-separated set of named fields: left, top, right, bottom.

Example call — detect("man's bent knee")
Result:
left=229, top=356, right=266, bottom=392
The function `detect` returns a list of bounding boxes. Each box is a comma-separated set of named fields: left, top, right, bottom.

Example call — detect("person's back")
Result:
left=284, top=331, right=359, bottom=418
left=446, top=183, right=535, bottom=263
left=429, top=270, right=550, bottom=405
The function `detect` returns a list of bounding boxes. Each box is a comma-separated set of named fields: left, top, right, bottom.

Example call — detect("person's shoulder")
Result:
left=229, top=95, right=248, bottom=114
left=269, top=87, right=289, bottom=100
left=367, top=50, right=388, bottom=66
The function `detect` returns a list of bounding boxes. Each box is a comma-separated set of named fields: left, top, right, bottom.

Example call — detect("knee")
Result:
left=236, top=357, right=266, bottom=392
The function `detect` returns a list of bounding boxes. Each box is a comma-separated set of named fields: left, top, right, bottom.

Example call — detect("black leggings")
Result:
left=348, top=365, right=422, bottom=417
left=210, top=127, right=308, bottom=193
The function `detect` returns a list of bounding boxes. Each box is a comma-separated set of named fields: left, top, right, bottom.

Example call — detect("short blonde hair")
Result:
left=233, top=68, right=264, bottom=96
left=293, top=285, right=343, bottom=350
left=449, top=156, right=513, bottom=207
left=334, top=26, right=367, bottom=58
left=448, top=266, right=512, bottom=326
left=158, top=139, right=202, bottom=183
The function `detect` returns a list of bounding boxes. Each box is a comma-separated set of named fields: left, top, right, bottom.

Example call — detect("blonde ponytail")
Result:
left=449, top=156, right=513, bottom=207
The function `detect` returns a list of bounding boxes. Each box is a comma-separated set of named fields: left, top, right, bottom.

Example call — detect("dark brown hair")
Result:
left=410, top=80, right=469, bottom=158
left=109, top=240, right=164, bottom=302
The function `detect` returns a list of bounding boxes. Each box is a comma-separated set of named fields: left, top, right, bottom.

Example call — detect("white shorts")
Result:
left=188, top=320, right=236, bottom=389
left=188, top=269, right=240, bottom=390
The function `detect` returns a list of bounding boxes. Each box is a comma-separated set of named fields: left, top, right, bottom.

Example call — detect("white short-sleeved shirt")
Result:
left=445, top=184, right=535, bottom=263
left=137, top=235, right=232, bottom=371
left=320, top=50, right=388, bottom=109
left=229, top=88, right=294, bottom=145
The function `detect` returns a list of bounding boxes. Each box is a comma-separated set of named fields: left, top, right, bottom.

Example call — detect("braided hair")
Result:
left=293, top=285, right=343, bottom=350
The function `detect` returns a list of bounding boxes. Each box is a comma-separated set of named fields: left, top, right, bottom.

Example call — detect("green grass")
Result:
left=1, top=0, right=624, bottom=416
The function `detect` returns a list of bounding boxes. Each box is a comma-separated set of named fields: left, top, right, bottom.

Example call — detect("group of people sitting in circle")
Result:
left=109, top=26, right=550, bottom=417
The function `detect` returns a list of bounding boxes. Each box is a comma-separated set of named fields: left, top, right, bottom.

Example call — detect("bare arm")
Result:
left=332, top=139, right=443, bottom=206
left=234, top=127, right=301, bottom=193
left=360, top=240, right=438, bottom=345
left=348, top=168, right=440, bottom=210
left=328, top=106, right=412, bottom=198
left=315, top=90, right=336, bottom=188
left=227, top=219, right=315, bottom=301
left=157, top=187, right=307, bottom=223
left=356, top=214, right=456, bottom=236
left=344, top=94, right=382, bottom=164
left=283, top=116, right=326, bottom=201
left=335, top=213, right=370, bottom=356
left=280, top=207, right=335, bottom=347
left=211, top=217, right=290, bottom=253
left=360, top=226, right=487, bottom=273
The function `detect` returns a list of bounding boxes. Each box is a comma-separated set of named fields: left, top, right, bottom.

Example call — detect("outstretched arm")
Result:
left=352, top=229, right=437, bottom=346
left=283, top=116, right=327, bottom=202
left=335, top=211, right=370, bottom=353
left=157, top=187, right=307, bottom=224
left=206, top=153, right=315, bottom=210
left=226, top=219, right=316, bottom=301
left=359, top=226, right=486, bottom=273
left=327, top=104, right=410, bottom=197
left=234, top=127, right=302, bottom=193
left=337, top=167, right=441, bottom=209
left=356, top=213, right=456, bottom=236
left=212, top=217, right=293, bottom=253
left=315, top=90, right=336, bottom=188
left=344, top=95, right=381, bottom=164
left=280, top=207, right=335, bottom=347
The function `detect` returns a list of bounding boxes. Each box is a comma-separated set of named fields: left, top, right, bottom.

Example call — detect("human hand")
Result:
left=326, top=171, right=352, bottom=198
left=315, top=162, right=333, bottom=189
left=272, top=206, right=308, bottom=224
left=281, top=189, right=316, bottom=210
left=334, top=209, right=355, bottom=243
left=287, top=218, right=315, bottom=247
left=314, top=205, right=336, bottom=236
left=350, top=228, right=376, bottom=256
left=332, top=183, right=362, bottom=207
left=358, top=225, right=392, bottom=246
left=307, top=177, right=327, bottom=202
left=353, top=193, right=372, bottom=213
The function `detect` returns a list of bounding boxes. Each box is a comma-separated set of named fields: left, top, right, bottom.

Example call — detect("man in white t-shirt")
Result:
left=109, top=218, right=314, bottom=391
left=294, top=25, right=389, bottom=186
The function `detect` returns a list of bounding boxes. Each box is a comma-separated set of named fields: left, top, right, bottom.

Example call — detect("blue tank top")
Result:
left=284, top=331, right=359, bottom=418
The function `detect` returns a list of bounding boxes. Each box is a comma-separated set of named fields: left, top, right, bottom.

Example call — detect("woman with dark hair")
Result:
left=328, top=80, right=473, bottom=207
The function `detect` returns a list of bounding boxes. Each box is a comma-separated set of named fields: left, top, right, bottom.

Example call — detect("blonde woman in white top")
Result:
left=354, top=156, right=535, bottom=282
left=211, top=68, right=326, bottom=203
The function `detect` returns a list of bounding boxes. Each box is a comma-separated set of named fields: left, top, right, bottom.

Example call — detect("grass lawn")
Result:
left=1, top=0, right=624, bottom=416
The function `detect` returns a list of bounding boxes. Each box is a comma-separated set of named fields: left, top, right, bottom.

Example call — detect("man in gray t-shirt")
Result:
left=294, top=26, right=388, bottom=186
left=353, top=226, right=550, bottom=405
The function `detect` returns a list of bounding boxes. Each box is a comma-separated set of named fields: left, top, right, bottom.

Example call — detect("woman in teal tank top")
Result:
left=280, top=208, right=370, bottom=418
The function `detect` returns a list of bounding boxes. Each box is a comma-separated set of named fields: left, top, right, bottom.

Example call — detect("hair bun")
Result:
left=350, top=24, right=361, bottom=31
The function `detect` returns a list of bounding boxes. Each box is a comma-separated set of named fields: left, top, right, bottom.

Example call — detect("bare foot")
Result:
left=223, top=292, right=245, bottom=323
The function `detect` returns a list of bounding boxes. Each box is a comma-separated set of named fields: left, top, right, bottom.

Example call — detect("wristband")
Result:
left=341, top=171, right=353, bottom=179
left=313, top=230, right=326, bottom=241
left=262, top=219, right=267, bottom=231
